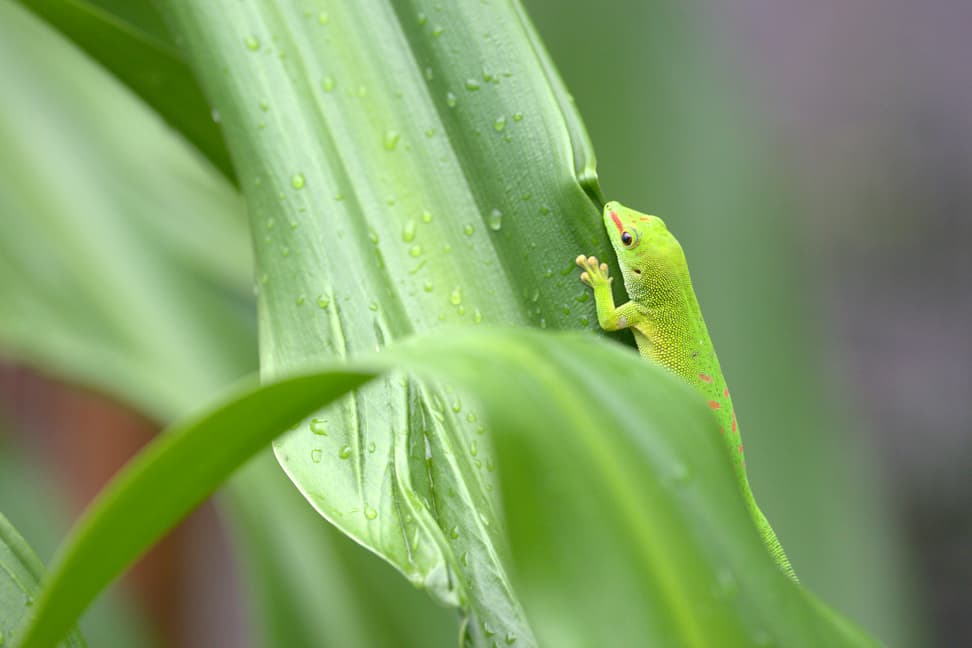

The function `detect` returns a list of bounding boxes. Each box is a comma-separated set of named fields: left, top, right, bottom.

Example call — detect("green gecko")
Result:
left=576, top=200, right=797, bottom=580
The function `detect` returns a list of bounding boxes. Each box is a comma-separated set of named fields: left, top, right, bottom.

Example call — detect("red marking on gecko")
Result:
left=731, top=415, right=737, bottom=433
left=639, top=216, right=652, bottom=221
left=737, top=444, right=744, bottom=454
left=724, top=388, right=730, bottom=398
left=609, top=211, right=625, bottom=234
left=707, top=400, right=720, bottom=410
left=698, top=373, right=712, bottom=383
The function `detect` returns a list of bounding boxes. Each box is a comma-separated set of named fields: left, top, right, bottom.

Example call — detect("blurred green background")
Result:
left=1, top=0, right=968, bottom=646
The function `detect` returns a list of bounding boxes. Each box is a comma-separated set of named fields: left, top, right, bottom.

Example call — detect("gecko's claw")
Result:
left=575, top=253, right=611, bottom=286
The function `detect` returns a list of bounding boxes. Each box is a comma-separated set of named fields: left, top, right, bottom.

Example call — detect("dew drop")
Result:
left=423, top=281, right=434, bottom=293
left=409, top=244, right=423, bottom=257
left=318, top=11, right=329, bottom=24
left=291, top=173, right=306, bottom=189
left=506, top=633, right=518, bottom=645
left=449, top=286, right=462, bottom=305
left=417, top=12, right=427, bottom=25
left=446, top=91, right=458, bottom=107
left=364, top=506, right=378, bottom=520
left=402, top=219, right=417, bottom=242
left=421, top=209, right=433, bottom=223
left=383, top=130, right=401, bottom=150
left=310, top=417, right=328, bottom=435
left=339, top=445, right=353, bottom=459
left=487, top=208, right=503, bottom=231
left=460, top=551, right=469, bottom=567
left=310, top=448, right=323, bottom=463
left=317, top=294, right=331, bottom=309
left=449, top=525, right=459, bottom=539
left=493, top=116, right=506, bottom=131
left=321, top=76, right=335, bottom=92
left=513, top=111, right=524, bottom=122
left=243, top=35, right=261, bottom=51
left=259, top=100, right=269, bottom=112
left=368, top=441, right=376, bottom=453
left=432, top=25, right=444, bottom=37
left=464, top=79, right=481, bottom=91
left=296, top=294, right=306, bottom=306
left=486, top=457, right=496, bottom=472
left=368, top=301, right=379, bottom=311
left=424, top=127, right=436, bottom=138
left=470, top=440, right=478, bottom=457
left=463, top=223, right=475, bottom=236
left=424, top=66, right=434, bottom=81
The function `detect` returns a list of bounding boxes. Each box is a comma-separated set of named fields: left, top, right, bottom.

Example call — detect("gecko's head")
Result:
left=602, top=201, right=685, bottom=285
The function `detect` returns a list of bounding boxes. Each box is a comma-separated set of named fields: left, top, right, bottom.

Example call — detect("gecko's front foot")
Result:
left=575, top=254, right=611, bottom=288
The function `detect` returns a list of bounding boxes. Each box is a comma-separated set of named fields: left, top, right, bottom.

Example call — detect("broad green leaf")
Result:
left=17, top=329, right=877, bottom=648
left=156, top=2, right=614, bottom=642
left=0, top=5, right=454, bottom=647
left=13, top=0, right=234, bottom=180
left=0, top=512, right=85, bottom=647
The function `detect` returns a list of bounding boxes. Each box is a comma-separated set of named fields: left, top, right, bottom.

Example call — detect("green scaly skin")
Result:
left=577, top=200, right=797, bottom=580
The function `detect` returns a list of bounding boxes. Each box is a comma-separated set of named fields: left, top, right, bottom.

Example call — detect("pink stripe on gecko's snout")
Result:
left=610, top=211, right=624, bottom=234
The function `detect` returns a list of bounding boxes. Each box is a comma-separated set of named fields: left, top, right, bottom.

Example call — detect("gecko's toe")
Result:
left=599, top=263, right=609, bottom=273
left=575, top=254, right=587, bottom=266
left=580, top=271, right=590, bottom=285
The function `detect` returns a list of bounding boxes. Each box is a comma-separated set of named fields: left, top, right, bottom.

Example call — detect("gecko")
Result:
left=576, top=200, right=797, bottom=580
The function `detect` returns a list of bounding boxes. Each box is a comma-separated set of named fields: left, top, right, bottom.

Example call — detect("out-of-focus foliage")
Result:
left=0, top=433, right=151, bottom=647
left=0, top=510, right=85, bottom=647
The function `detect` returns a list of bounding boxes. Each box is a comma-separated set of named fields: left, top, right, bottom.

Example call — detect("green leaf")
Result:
left=17, top=329, right=876, bottom=648
left=13, top=0, right=234, bottom=181
left=155, top=2, right=616, bottom=641
left=0, top=512, right=85, bottom=647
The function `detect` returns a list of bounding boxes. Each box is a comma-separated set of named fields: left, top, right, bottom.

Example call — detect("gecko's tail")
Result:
left=752, top=503, right=799, bottom=582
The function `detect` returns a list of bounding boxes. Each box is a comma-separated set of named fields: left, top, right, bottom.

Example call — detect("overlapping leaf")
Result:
left=17, top=329, right=877, bottom=648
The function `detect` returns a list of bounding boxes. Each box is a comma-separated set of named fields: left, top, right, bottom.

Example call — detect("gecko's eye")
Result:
left=621, top=231, right=634, bottom=246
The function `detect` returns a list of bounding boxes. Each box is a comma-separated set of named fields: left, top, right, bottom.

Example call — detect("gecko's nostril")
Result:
left=632, top=268, right=642, bottom=275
